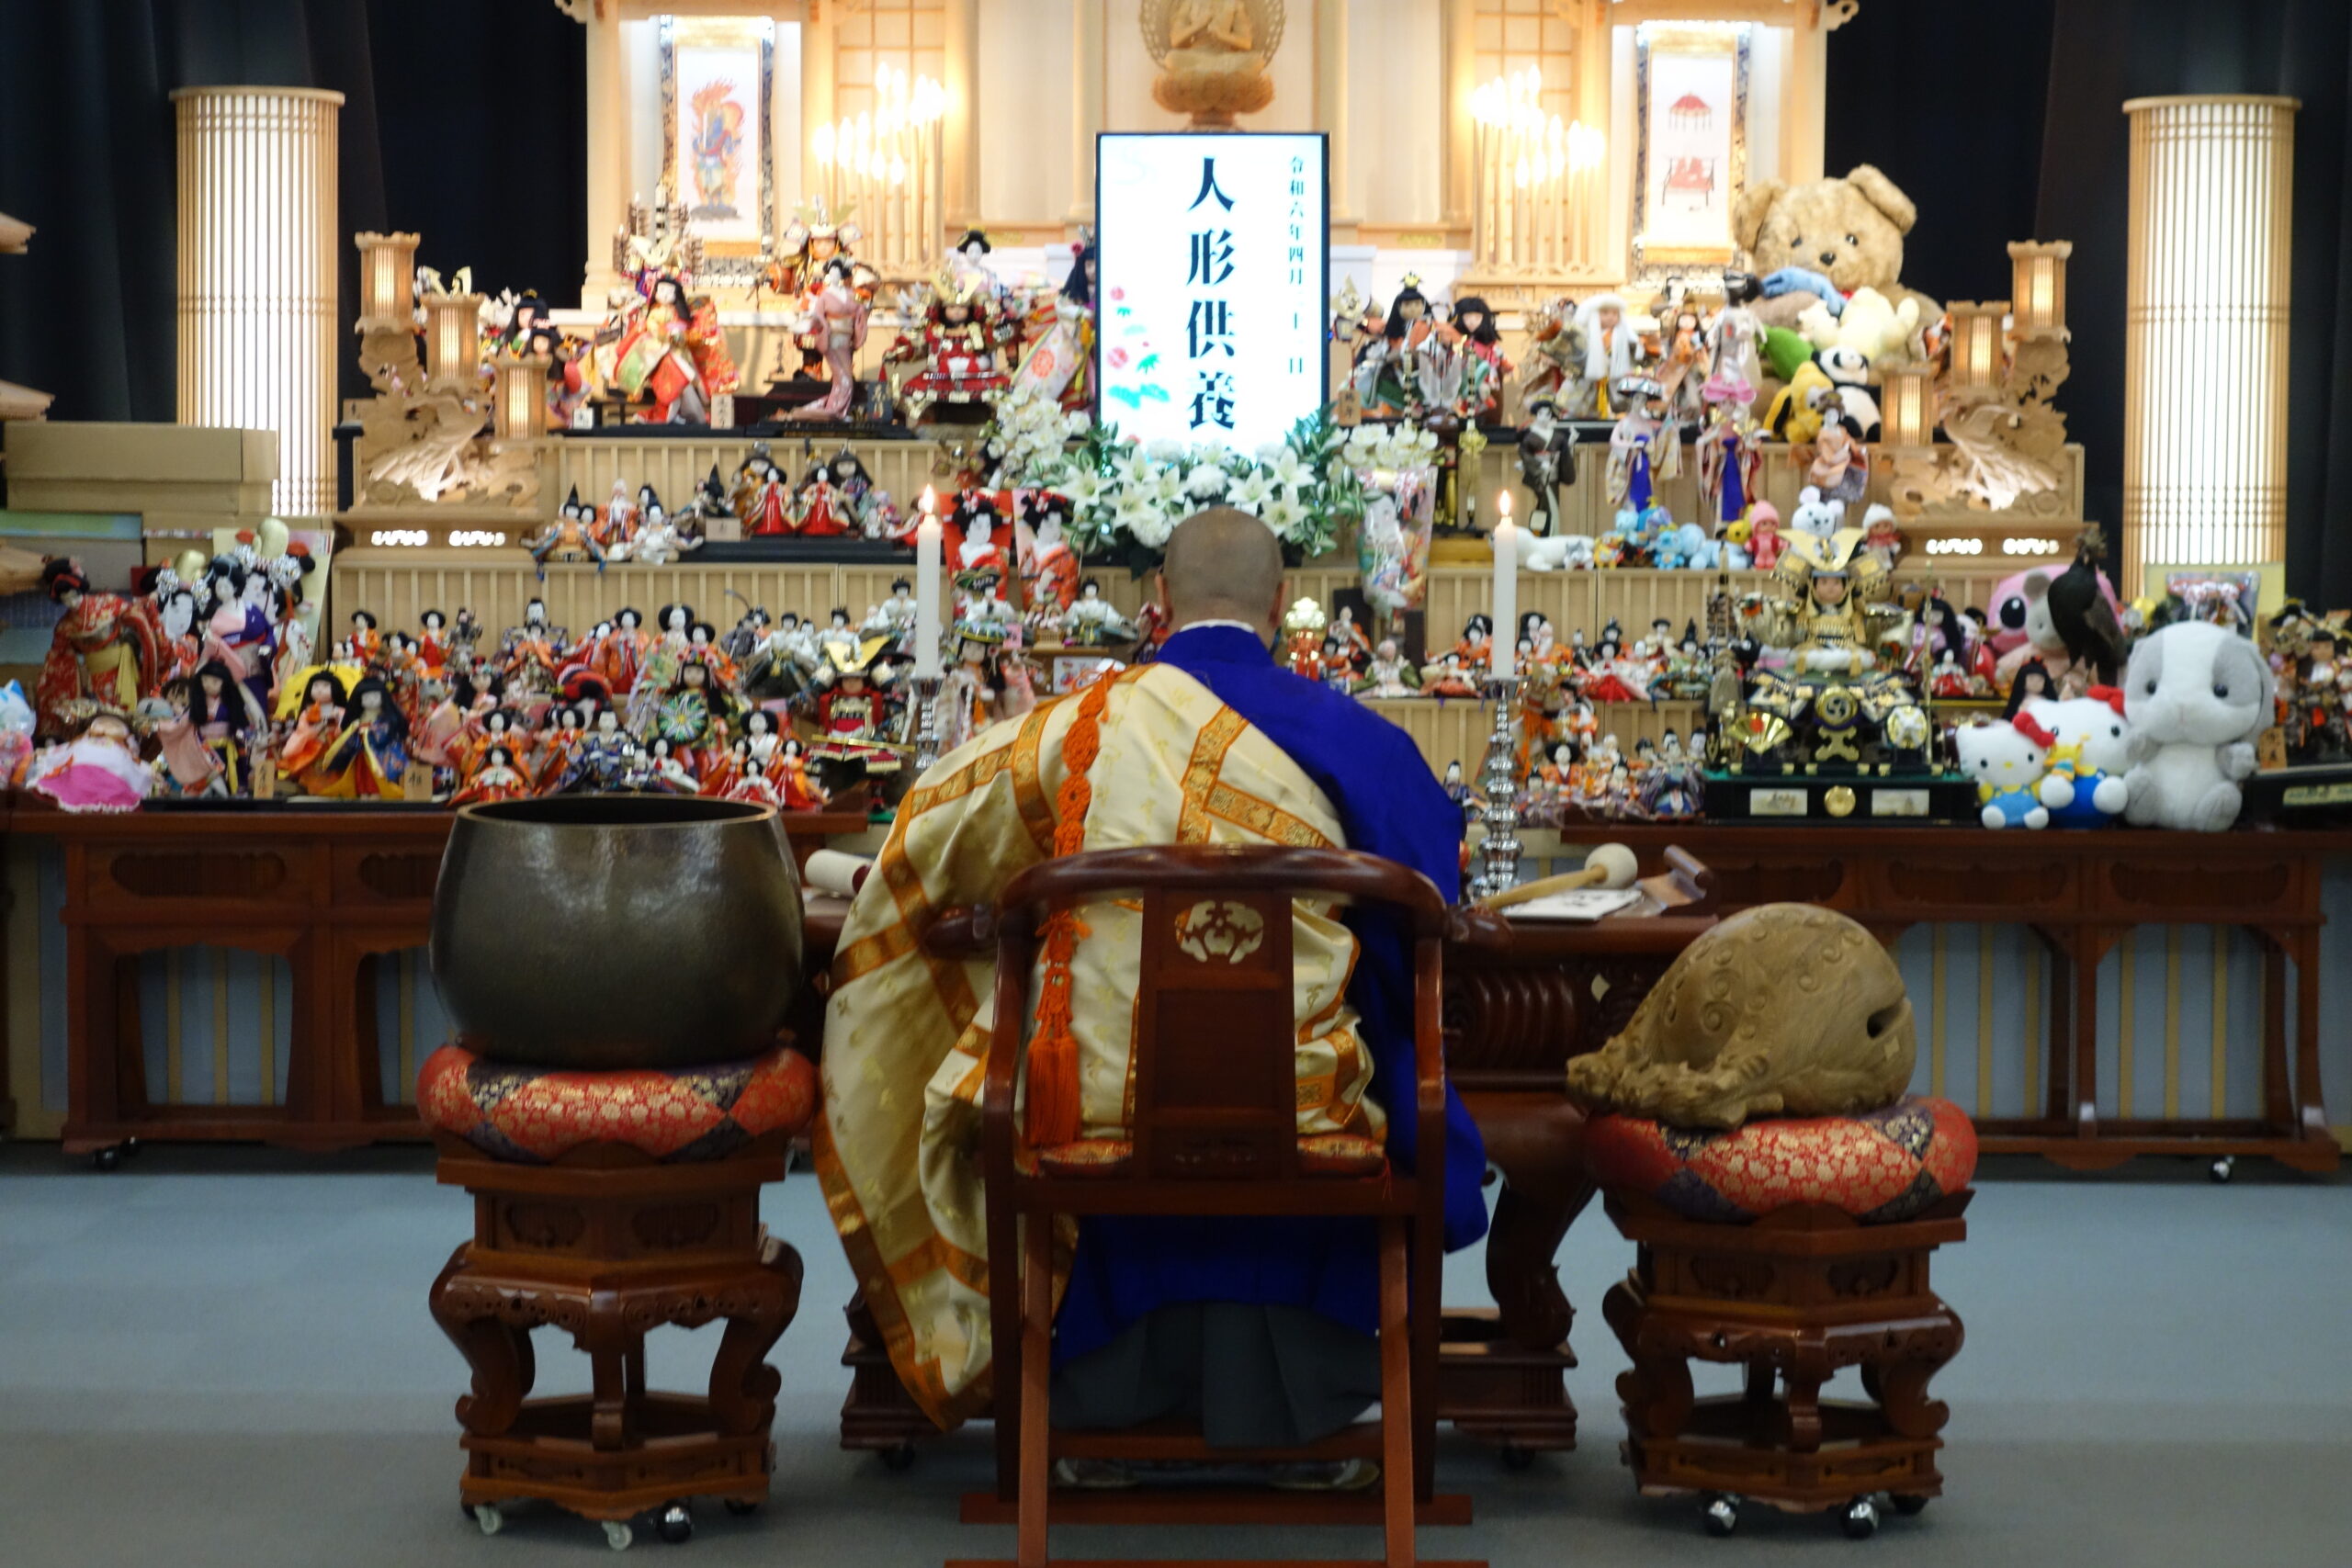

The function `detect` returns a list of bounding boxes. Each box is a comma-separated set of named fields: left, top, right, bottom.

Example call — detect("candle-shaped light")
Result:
left=914, top=487, right=944, bottom=678
left=1490, top=493, right=1517, bottom=671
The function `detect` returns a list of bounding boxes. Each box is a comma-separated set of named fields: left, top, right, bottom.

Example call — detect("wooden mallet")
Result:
left=1478, top=842, right=1641, bottom=911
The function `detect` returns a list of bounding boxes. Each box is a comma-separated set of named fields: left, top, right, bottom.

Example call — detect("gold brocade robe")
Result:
left=814, top=663, right=1380, bottom=1428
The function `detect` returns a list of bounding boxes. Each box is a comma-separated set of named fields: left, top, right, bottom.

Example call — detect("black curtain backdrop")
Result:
left=0, top=0, right=582, bottom=426
left=1827, top=0, right=2352, bottom=604
left=5, top=1, right=2348, bottom=597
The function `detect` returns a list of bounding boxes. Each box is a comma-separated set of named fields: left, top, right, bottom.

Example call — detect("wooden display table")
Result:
left=1537, top=825, right=2344, bottom=1172
left=6, top=802, right=865, bottom=1159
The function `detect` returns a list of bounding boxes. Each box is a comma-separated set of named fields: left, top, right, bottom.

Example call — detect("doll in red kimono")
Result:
left=35, top=559, right=163, bottom=739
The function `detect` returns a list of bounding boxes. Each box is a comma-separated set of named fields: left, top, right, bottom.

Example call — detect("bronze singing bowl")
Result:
left=431, top=795, right=806, bottom=1070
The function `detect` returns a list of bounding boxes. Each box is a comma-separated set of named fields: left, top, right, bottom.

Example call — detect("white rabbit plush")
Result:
left=1955, top=716, right=2052, bottom=829
left=2120, top=622, right=2273, bottom=832
left=1512, top=528, right=1594, bottom=572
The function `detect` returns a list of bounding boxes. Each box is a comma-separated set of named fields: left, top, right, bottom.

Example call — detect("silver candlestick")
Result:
left=1472, top=673, right=1522, bottom=901
left=910, top=674, right=944, bottom=775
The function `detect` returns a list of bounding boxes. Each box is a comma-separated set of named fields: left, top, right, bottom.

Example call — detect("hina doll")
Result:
left=1281, top=601, right=1328, bottom=683
left=462, top=707, right=532, bottom=790
left=276, top=670, right=351, bottom=794
left=155, top=662, right=262, bottom=797
left=153, top=587, right=205, bottom=687
left=743, top=460, right=794, bottom=537
left=1581, top=636, right=1646, bottom=703
left=643, top=737, right=704, bottom=795
left=1018, top=494, right=1081, bottom=619
left=952, top=500, right=1012, bottom=614
left=1012, top=237, right=1098, bottom=412
left=1518, top=297, right=1589, bottom=407
left=1356, top=637, right=1419, bottom=699
left=1419, top=650, right=1479, bottom=699
left=1808, top=391, right=1870, bottom=502
left=1444, top=296, right=1513, bottom=422
left=1323, top=605, right=1373, bottom=685
left=891, top=273, right=1011, bottom=422
left=816, top=607, right=863, bottom=670
left=938, top=630, right=1001, bottom=753
left=1655, top=304, right=1709, bottom=427
left=530, top=494, right=607, bottom=571
left=1353, top=278, right=1437, bottom=419
left=535, top=704, right=591, bottom=793
left=35, top=560, right=163, bottom=739
left=306, top=676, right=411, bottom=798
left=450, top=743, right=533, bottom=806
left=1702, top=270, right=1766, bottom=415
left=557, top=707, right=635, bottom=794
left=1696, top=402, right=1762, bottom=536
left=708, top=738, right=775, bottom=805
left=785, top=257, right=869, bottom=423
left=1569, top=295, right=1638, bottom=418
left=790, top=460, right=853, bottom=537
left=1454, top=614, right=1496, bottom=679
left=1517, top=399, right=1574, bottom=537
left=650, top=653, right=733, bottom=756
left=807, top=644, right=904, bottom=787
left=1605, top=378, right=1680, bottom=512
left=418, top=609, right=451, bottom=676
left=1063, top=581, right=1136, bottom=648
left=775, top=737, right=828, bottom=811
left=613, top=273, right=710, bottom=423
left=498, top=600, right=570, bottom=704
left=828, top=449, right=899, bottom=538
left=24, top=710, right=153, bottom=813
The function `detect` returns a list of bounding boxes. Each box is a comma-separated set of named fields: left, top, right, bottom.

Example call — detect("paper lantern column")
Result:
left=173, top=86, right=344, bottom=518
left=2122, top=95, right=2299, bottom=590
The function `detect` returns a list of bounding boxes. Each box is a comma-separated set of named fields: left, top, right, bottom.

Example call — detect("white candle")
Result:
left=1490, top=499, right=1517, bottom=674
left=914, top=489, right=944, bottom=678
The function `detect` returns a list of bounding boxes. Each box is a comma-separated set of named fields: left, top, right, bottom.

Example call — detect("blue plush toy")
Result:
left=1761, top=266, right=1844, bottom=316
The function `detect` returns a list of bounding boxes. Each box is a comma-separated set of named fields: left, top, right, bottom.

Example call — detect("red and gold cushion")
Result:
left=1586, top=1097, right=1976, bottom=1224
left=417, top=1041, right=819, bottom=1164
left=1023, top=1131, right=1387, bottom=1179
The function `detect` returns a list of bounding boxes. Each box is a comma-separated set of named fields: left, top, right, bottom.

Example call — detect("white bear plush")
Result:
left=2025, top=693, right=2132, bottom=825
left=1798, top=285, right=1923, bottom=365
left=1789, top=486, right=1845, bottom=542
left=2120, top=622, right=2273, bottom=832
left=1955, top=716, right=2052, bottom=829
left=1511, top=528, right=1594, bottom=572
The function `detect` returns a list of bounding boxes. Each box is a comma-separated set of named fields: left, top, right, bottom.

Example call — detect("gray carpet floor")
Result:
left=0, top=1145, right=2345, bottom=1566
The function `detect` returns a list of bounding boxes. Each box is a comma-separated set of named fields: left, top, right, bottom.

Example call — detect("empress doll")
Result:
left=306, top=675, right=411, bottom=798
left=450, top=744, right=533, bottom=806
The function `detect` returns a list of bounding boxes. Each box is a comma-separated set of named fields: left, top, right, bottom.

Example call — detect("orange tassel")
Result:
left=1023, top=670, right=1116, bottom=1146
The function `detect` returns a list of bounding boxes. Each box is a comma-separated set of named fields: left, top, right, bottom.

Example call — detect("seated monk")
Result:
left=816, top=507, right=1487, bottom=1474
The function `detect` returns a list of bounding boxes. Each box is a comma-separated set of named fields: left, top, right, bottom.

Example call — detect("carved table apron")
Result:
left=1558, top=825, right=2345, bottom=1172
left=7, top=804, right=865, bottom=1156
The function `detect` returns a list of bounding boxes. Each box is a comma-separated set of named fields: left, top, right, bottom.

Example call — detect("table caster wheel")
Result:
left=472, top=1504, right=503, bottom=1537
left=723, top=1498, right=759, bottom=1517
left=656, top=1505, right=693, bottom=1544
left=93, top=1148, right=120, bottom=1172
left=1498, top=1442, right=1536, bottom=1472
left=604, top=1520, right=634, bottom=1551
left=1890, top=1494, right=1928, bottom=1517
left=1702, top=1494, right=1740, bottom=1538
left=2210, top=1156, right=2235, bottom=1183
left=880, top=1442, right=918, bottom=1472
left=1841, top=1497, right=1881, bottom=1540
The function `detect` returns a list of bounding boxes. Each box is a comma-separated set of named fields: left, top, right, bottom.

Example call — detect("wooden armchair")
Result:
left=931, top=844, right=1478, bottom=1568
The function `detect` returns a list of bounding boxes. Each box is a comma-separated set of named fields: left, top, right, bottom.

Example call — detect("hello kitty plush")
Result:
left=1789, top=485, right=1845, bottom=543
left=2026, top=690, right=2132, bottom=826
left=2120, top=621, right=2273, bottom=832
left=1955, top=714, right=2053, bottom=829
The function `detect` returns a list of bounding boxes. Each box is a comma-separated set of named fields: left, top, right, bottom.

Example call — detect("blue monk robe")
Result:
left=1050, top=624, right=1491, bottom=1365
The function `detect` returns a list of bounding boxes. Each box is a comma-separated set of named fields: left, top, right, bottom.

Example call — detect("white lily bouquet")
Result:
left=978, top=387, right=1441, bottom=573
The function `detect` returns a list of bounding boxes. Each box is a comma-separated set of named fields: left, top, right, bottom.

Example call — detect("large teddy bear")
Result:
left=1734, top=164, right=1940, bottom=337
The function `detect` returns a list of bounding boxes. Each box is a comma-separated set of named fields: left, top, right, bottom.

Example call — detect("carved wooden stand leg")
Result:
left=429, top=1134, right=802, bottom=1533
left=1600, top=1192, right=1971, bottom=1532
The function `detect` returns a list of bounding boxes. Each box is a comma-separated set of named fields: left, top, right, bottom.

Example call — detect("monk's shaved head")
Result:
left=1160, top=506, right=1285, bottom=638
